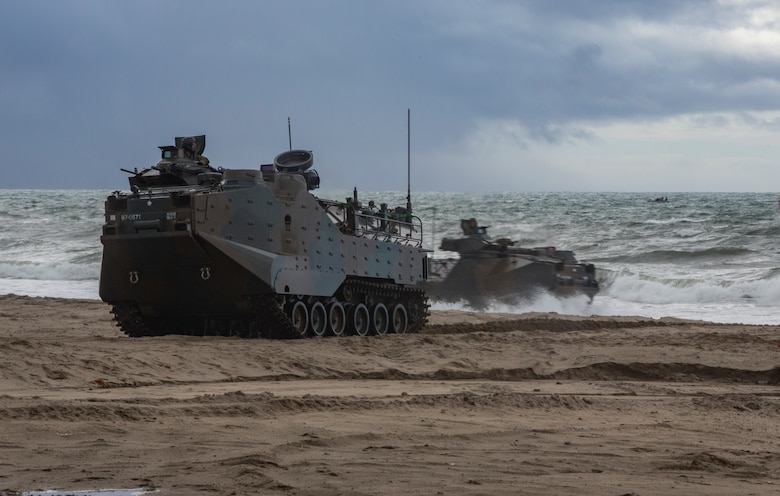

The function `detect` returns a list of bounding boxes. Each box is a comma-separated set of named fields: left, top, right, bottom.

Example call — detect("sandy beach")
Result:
left=1, top=294, right=779, bottom=495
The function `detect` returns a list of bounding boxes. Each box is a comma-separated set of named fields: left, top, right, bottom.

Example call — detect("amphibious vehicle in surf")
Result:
left=424, top=218, right=598, bottom=309
left=99, top=135, right=429, bottom=338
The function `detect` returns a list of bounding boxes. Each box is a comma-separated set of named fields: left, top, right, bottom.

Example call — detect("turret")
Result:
left=125, top=135, right=220, bottom=191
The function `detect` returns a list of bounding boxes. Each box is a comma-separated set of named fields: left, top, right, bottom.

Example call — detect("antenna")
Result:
left=407, top=108, right=412, bottom=213
left=288, top=117, right=292, bottom=150
left=432, top=206, right=437, bottom=256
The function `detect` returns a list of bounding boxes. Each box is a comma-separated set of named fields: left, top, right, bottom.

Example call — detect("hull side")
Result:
left=426, top=256, right=558, bottom=307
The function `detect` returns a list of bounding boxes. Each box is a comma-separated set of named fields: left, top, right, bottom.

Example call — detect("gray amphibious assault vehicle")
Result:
left=100, top=135, right=429, bottom=338
left=425, top=218, right=599, bottom=308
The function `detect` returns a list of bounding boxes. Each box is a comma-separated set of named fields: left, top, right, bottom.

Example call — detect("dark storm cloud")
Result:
left=419, top=0, right=780, bottom=123
left=1, top=0, right=779, bottom=190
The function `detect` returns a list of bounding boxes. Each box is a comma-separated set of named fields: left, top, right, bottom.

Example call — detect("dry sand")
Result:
left=1, top=294, right=779, bottom=495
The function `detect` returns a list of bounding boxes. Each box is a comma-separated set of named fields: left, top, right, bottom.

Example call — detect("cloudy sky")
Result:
left=2, top=0, right=780, bottom=192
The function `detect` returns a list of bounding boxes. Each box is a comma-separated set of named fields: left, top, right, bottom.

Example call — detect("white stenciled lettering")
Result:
left=121, top=213, right=142, bottom=221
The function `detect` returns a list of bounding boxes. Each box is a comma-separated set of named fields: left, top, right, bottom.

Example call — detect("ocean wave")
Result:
left=643, top=217, right=708, bottom=225
left=0, top=278, right=99, bottom=299
left=599, top=247, right=753, bottom=263
left=430, top=291, right=596, bottom=316
left=0, top=261, right=101, bottom=281
left=744, top=225, right=780, bottom=237
left=0, top=210, right=29, bottom=221
left=602, top=272, right=780, bottom=306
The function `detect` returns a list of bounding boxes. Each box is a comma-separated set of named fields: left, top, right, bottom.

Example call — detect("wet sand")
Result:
left=1, top=294, right=779, bottom=495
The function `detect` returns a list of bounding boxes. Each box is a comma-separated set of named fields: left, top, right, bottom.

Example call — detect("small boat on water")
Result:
left=424, top=218, right=599, bottom=309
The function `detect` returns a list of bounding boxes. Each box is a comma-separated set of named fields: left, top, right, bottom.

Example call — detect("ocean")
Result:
left=2, top=189, right=779, bottom=325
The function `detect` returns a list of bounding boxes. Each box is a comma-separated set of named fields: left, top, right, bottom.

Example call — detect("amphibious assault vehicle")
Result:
left=424, top=218, right=598, bottom=308
left=99, top=135, right=429, bottom=338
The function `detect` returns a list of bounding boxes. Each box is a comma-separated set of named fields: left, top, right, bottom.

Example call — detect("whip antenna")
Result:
left=407, top=108, right=412, bottom=213
left=432, top=206, right=437, bottom=255
left=288, top=117, right=292, bottom=150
